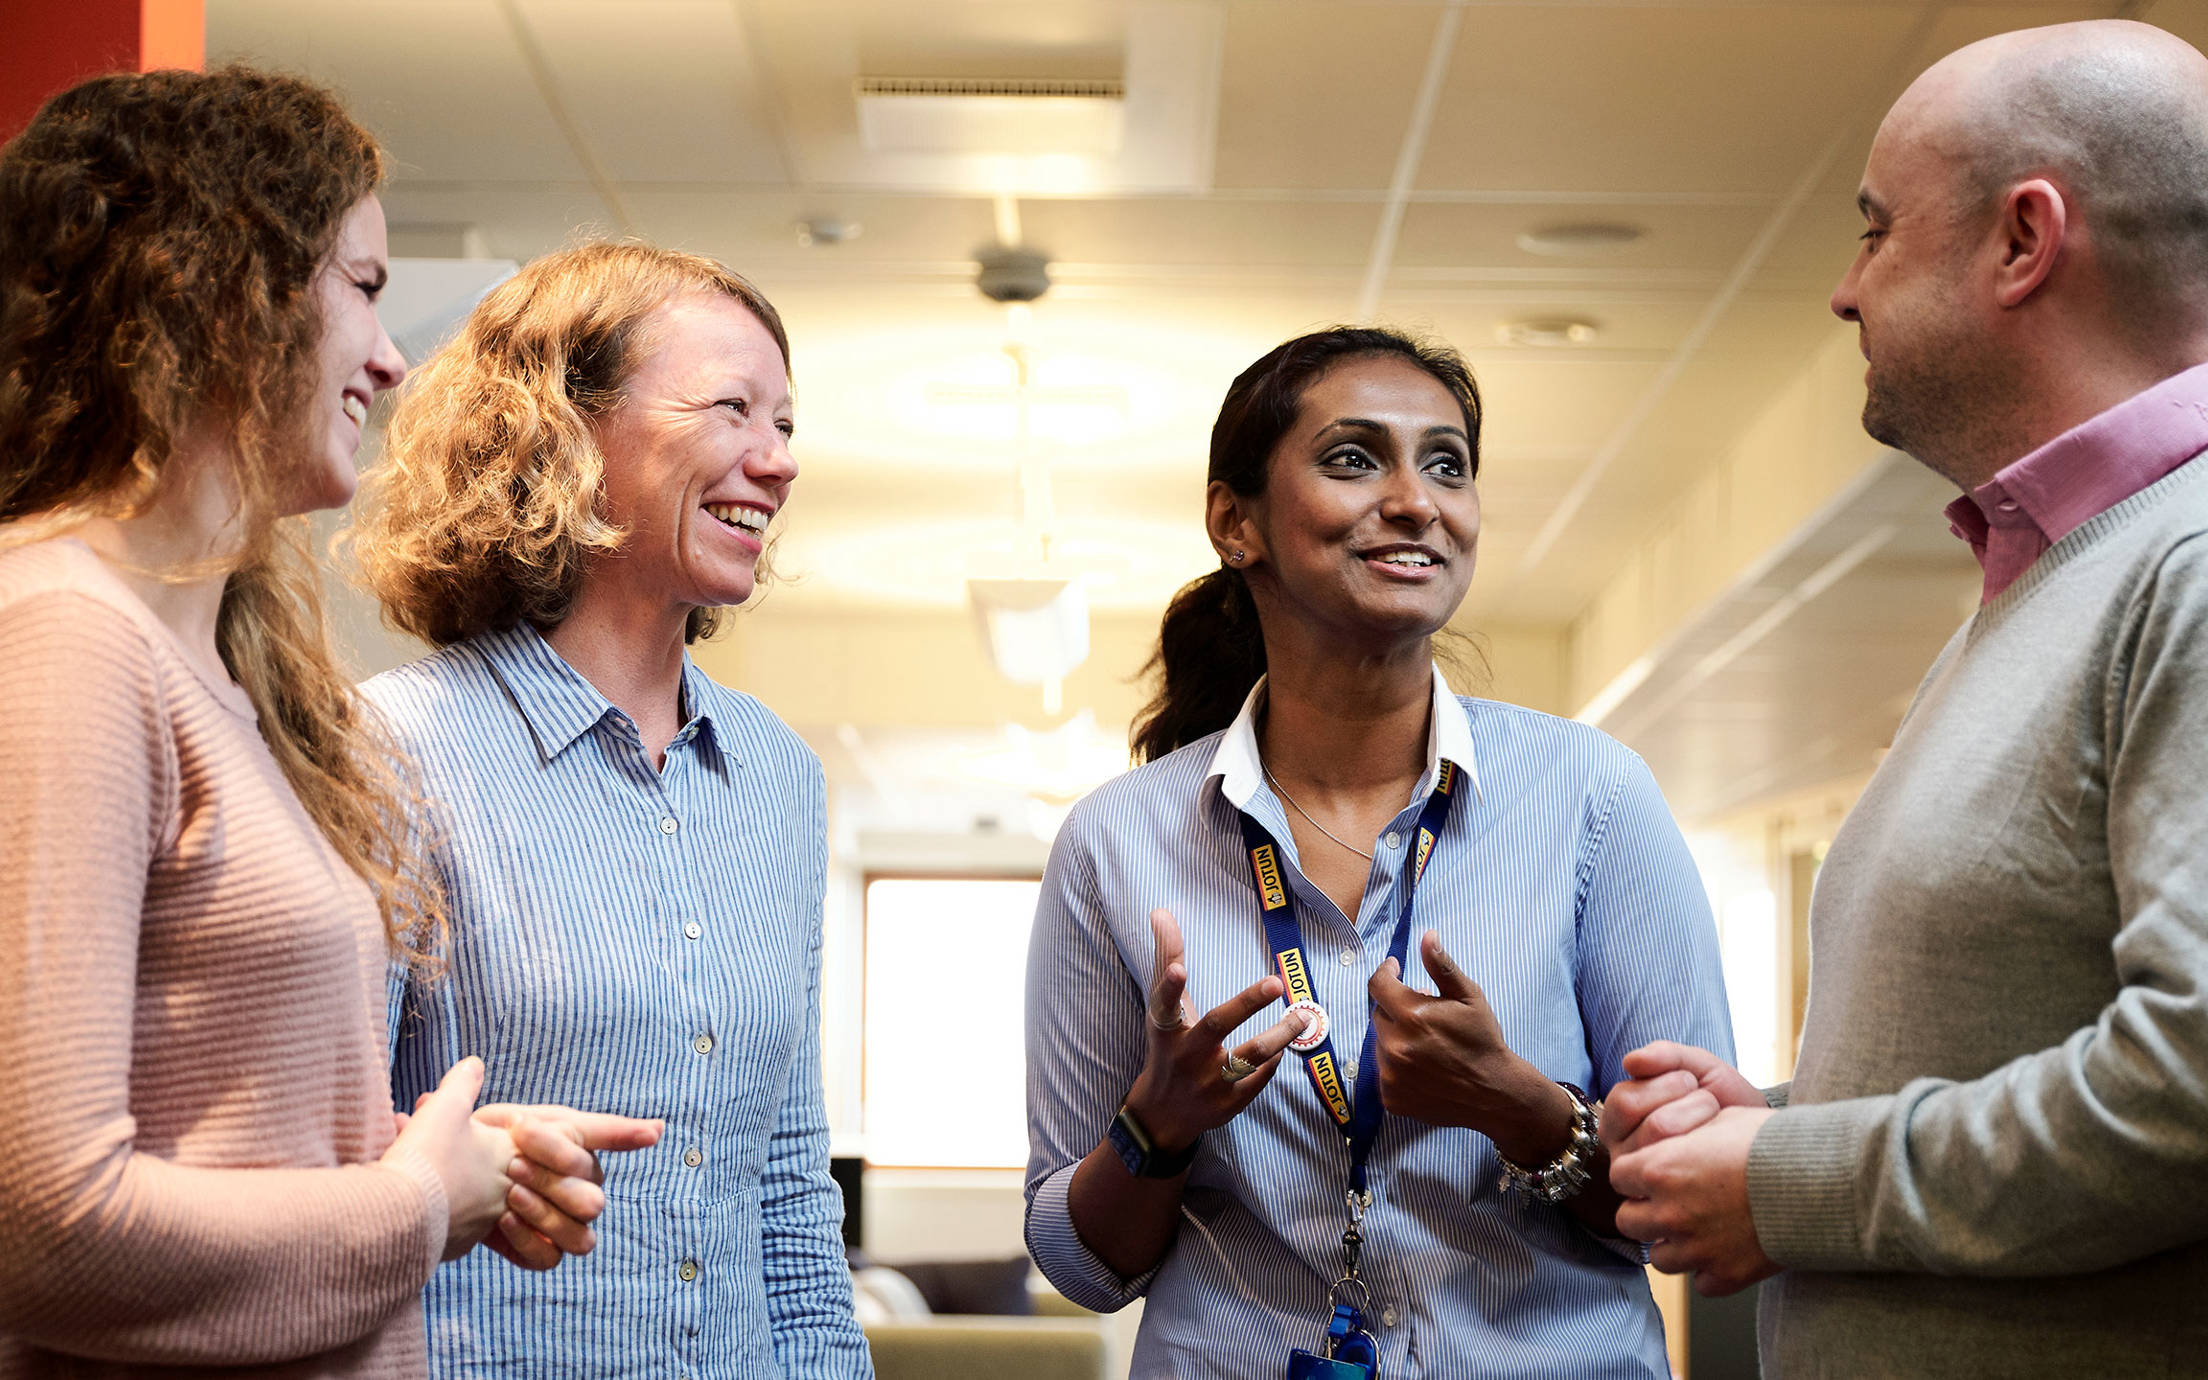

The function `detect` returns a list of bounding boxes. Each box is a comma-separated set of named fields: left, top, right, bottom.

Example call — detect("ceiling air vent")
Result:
left=855, top=76, right=1127, bottom=156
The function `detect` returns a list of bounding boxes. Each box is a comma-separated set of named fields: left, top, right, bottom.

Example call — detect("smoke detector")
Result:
left=976, top=246, right=1052, bottom=304
left=795, top=217, right=861, bottom=248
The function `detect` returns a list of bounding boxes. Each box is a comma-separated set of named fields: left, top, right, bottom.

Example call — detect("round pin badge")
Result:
left=1285, top=998, right=1330, bottom=1053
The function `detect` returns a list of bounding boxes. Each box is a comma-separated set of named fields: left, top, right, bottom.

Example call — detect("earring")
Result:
left=1230, top=550, right=1246, bottom=565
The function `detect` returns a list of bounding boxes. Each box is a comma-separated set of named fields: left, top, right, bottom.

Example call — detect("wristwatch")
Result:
left=1495, top=1081, right=1602, bottom=1203
left=1108, top=1103, right=1201, bottom=1179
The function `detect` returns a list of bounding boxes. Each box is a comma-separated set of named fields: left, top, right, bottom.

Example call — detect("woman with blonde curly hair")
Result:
left=350, top=242, right=869, bottom=1377
left=0, top=67, right=655, bottom=1376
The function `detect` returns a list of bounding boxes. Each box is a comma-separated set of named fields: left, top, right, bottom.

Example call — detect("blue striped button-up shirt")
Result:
left=367, top=625, right=868, bottom=1380
left=1025, top=671, right=1732, bottom=1379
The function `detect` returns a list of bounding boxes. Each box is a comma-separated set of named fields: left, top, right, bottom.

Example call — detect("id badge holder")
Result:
left=1285, top=1297, right=1380, bottom=1379
left=1286, top=1351, right=1374, bottom=1380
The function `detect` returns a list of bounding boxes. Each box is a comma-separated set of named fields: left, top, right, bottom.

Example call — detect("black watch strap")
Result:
left=1109, top=1103, right=1201, bottom=1179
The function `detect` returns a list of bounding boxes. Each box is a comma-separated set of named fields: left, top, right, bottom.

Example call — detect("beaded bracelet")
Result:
left=1496, top=1081, right=1602, bottom=1203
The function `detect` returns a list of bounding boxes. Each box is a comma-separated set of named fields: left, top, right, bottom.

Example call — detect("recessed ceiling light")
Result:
left=1497, top=317, right=1600, bottom=348
left=1516, top=222, right=1647, bottom=256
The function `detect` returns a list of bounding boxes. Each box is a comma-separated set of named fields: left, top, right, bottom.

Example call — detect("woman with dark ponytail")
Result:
left=1025, top=327, right=1733, bottom=1378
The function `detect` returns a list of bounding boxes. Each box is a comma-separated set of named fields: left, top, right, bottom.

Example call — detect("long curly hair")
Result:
left=346, top=241, right=789, bottom=647
left=0, top=66, right=445, bottom=965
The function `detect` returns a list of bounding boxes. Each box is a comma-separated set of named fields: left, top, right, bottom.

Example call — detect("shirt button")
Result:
left=1342, top=1060, right=1358, bottom=1081
left=659, top=816, right=679, bottom=835
left=678, top=1259, right=699, bottom=1282
left=1383, top=831, right=1402, bottom=850
left=684, top=1147, right=704, bottom=1168
left=1339, top=946, right=1357, bottom=967
left=693, top=1034, right=713, bottom=1055
left=683, top=920, right=702, bottom=940
left=1381, top=1306, right=1398, bottom=1328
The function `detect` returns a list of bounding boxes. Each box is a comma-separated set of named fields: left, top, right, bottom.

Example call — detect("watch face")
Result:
left=1108, top=1111, right=1150, bottom=1177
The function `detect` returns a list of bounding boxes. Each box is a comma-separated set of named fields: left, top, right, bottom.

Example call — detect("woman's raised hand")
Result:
left=469, top=1104, right=664, bottom=1270
left=382, top=1057, right=518, bottom=1260
left=1120, top=908, right=1310, bottom=1156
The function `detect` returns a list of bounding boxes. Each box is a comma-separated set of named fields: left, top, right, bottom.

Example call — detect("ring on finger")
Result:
left=1221, top=1052, right=1259, bottom=1083
left=1149, top=1003, right=1191, bottom=1032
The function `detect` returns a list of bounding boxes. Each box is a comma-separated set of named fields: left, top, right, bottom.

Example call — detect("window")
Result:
left=862, top=876, right=1039, bottom=1168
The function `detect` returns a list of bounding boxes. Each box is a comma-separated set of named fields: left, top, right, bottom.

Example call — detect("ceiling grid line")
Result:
left=494, top=0, right=642, bottom=237
left=724, top=0, right=807, bottom=189
left=1504, top=2, right=1950, bottom=585
left=1354, top=0, right=1466, bottom=322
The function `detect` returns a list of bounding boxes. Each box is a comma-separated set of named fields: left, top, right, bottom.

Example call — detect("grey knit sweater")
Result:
left=1745, top=456, right=2208, bottom=1377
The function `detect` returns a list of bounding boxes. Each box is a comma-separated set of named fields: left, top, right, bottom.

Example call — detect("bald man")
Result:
left=1600, top=20, right=2208, bottom=1376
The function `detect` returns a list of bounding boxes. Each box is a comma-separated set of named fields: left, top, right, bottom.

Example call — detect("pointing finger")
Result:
left=1237, top=1006, right=1310, bottom=1064
left=1195, top=973, right=1286, bottom=1042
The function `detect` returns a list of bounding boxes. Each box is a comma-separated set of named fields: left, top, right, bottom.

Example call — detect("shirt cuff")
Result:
left=1025, top=1161, right=1159, bottom=1313
left=377, top=1140, right=452, bottom=1274
left=1744, top=1096, right=1885, bottom=1272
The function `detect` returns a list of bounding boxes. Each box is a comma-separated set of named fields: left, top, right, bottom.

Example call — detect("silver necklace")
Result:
left=1262, top=764, right=1374, bottom=862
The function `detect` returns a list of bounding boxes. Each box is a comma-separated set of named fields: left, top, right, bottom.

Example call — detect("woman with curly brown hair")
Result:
left=348, top=243, right=869, bottom=1377
left=0, top=68, right=655, bottom=1377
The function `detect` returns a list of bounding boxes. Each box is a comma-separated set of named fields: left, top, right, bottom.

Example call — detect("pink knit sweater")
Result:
left=0, top=539, right=444, bottom=1377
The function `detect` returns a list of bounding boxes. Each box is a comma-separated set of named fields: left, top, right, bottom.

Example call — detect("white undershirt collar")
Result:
left=1205, top=663, right=1482, bottom=812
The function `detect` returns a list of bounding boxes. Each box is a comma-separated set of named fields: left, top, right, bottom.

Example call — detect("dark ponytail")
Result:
left=1132, top=565, right=1266, bottom=764
left=1131, top=326, right=1481, bottom=762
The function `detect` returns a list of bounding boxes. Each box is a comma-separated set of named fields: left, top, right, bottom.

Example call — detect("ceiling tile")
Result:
left=1392, top=199, right=1771, bottom=274
left=1417, top=5, right=1923, bottom=195
left=1014, top=197, right=1380, bottom=267
left=210, top=0, right=591, bottom=183
left=621, top=189, right=996, bottom=270
left=1470, top=357, right=1667, bottom=459
left=1212, top=0, right=1447, bottom=190
left=1389, top=297, right=1703, bottom=358
left=2136, top=0, right=2208, bottom=51
left=514, top=0, right=790, bottom=184
left=376, top=183, right=620, bottom=262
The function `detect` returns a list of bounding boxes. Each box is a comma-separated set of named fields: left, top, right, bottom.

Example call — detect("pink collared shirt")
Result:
left=1947, top=360, right=2208, bottom=602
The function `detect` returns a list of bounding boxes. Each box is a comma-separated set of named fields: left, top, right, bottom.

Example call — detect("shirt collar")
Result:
left=1948, top=359, right=2208, bottom=554
left=472, top=623, right=738, bottom=765
left=1205, top=664, right=1481, bottom=811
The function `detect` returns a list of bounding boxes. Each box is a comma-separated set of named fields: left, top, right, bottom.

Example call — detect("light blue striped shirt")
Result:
left=366, top=624, right=868, bottom=1380
left=1024, top=672, right=1732, bottom=1379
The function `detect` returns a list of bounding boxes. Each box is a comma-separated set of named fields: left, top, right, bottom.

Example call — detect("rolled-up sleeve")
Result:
left=1021, top=806, right=1158, bottom=1312
left=1572, top=751, right=1736, bottom=1092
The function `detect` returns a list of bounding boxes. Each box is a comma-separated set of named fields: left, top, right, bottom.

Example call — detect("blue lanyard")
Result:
left=1237, top=760, right=1462, bottom=1195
